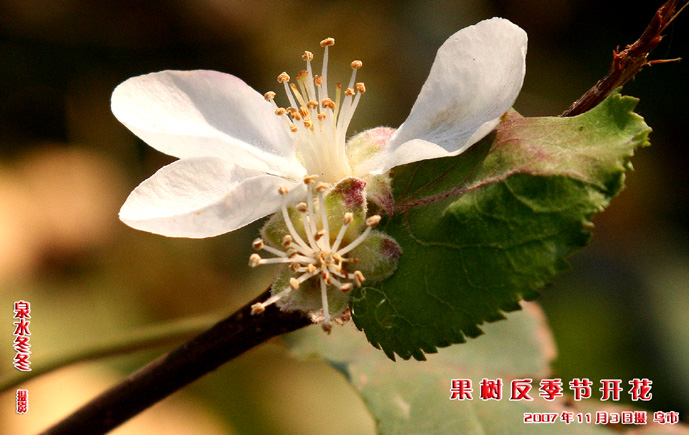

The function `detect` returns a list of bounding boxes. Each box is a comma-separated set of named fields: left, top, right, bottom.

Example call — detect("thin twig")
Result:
left=1, top=314, right=222, bottom=393
left=561, top=0, right=687, bottom=117
left=39, top=288, right=312, bottom=435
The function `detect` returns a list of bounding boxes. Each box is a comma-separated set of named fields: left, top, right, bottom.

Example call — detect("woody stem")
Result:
left=40, top=287, right=311, bottom=435
left=561, top=0, right=686, bottom=117
left=0, top=314, right=224, bottom=393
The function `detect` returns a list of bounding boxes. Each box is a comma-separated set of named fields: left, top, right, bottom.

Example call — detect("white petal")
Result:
left=112, top=70, right=305, bottom=179
left=365, top=18, right=527, bottom=174
left=119, top=157, right=304, bottom=238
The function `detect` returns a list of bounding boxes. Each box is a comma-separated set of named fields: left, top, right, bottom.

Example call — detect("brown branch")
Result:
left=561, top=0, right=687, bottom=117
left=39, top=288, right=312, bottom=435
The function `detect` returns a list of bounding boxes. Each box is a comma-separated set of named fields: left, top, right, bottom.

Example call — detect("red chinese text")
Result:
left=599, top=379, right=622, bottom=401
left=16, top=389, right=28, bottom=414
left=510, top=378, right=534, bottom=401
left=569, top=378, right=592, bottom=401
left=449, top=379, right=473, bottom=400
left=479, top=378, right=502, bottom=401
left=628, top=378, right=653, bottom=401
left=654, top=411, right=680, bottom=425
left=539, top=378, right=564, bottom=401
left=13, top=300, right=31, bottom=372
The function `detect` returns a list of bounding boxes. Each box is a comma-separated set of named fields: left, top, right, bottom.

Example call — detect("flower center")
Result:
left=264, top=38, right=366, bottom=183
left=248, top=175, right=380, bottom=332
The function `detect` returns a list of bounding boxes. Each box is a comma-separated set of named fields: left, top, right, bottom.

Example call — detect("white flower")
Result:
left=113, top=17, right=527, bottom=238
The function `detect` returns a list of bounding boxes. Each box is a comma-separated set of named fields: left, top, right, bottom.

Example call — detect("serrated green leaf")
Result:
left=351, top=91, right=651, bottom=360
left=287, top=303, right=644, bottom=434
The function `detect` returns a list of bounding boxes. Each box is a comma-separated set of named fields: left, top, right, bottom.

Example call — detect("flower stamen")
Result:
left=319, top=37, right=334, bottom=101
left=320, top=279, right=332, bottom=332
left=250, top=179, right=380, bottom=330
left=336, top=215, right=380, bottom=256
left=303, top=176, right=321, bottom=246
left=278, top=186, right=313, bottom=255
left=265, top=38, right=365, bottom=183
left=250, top=287, right=293, bottom=315
left=253, top=238, right=287, bottom=257
left=316, top=182, right=330, bottom=246
left=331, top=212, right=353, bottom=252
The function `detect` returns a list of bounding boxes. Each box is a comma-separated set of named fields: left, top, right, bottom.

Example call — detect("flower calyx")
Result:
left=249, top=175, right=400, bottom=332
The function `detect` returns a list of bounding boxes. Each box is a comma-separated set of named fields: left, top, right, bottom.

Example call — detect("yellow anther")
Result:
left=351, top=60, right=363, bottom=69
left=303, top=174, right=318, bottom=184
left=275, top=107, right=287, bottom=116
left=315, top=229, right=326, bottom=241
left=278, top=186, right=290, bottom=195
left=290, top=124, right=298, bottom=132
left=302, top=51, right=314, bottom=61
left=303, top=119, right=314, bottom=129
left=290, top=277, right=300, bottom=290
left=366, top=215, right=381, bottom=227
left=322, top=271, right=332, bottom=284
left=316, top=182, right=328, bottom=192
left=296, top=70, right=308, bottom=80
left=356, top=82, right=366, bottom=93
left=307, top=264, right=318, bottom=274
left=354, top=270, right=366, bottom=284
left=314, top=75, right=323, bottom=86
left=264, top=91, right=276, bottom=101
left=322, top=98, right=335, bottom=109
left=299, top=107, right=309, bottom=118
left=250, top=303, right=266, bottom=315
left=320, top=37, right=335, bottom=47
left=277, top=72, right=290, bottom=83
left=340, top=283, right=353, bottom=293
left=282, top=234, right=293, bottom=247
left=307, top=100, right=319, bottom=109
left=249, top=253, right=262, bottom=267
left=296, top=202, right=308, bottom=213
left=289, top=262, right=301, bottom=272
left=343, top=212, right=353, bottom=225
left=252, top=239, right=264, bottom=250
left=290, top=111, right=302, bottom=121
left=317, top=113, right=327, bottom=120
left=344, top=88, right=355, bottom=96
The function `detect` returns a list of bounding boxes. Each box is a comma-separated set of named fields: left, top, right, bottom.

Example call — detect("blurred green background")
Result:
left=0, top=0, right=687, bottom=433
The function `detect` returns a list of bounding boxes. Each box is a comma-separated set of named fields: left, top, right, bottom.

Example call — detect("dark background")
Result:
left=1, top=1, right=687, bottom=433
